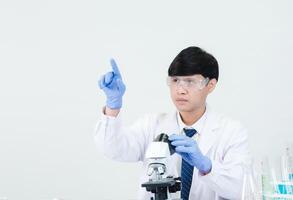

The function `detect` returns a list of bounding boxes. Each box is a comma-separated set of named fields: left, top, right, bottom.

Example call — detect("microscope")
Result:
left=141, top=133, right=182, bottom=200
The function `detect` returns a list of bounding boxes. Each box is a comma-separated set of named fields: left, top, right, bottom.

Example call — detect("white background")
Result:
left=0, top=0, right=292, bottom=199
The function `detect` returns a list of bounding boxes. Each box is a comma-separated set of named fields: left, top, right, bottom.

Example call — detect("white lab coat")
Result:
left=95, top=106, right=250, bottom=200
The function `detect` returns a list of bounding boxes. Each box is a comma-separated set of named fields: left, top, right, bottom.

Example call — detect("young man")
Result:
left=95, top=46, right=250, bottom=199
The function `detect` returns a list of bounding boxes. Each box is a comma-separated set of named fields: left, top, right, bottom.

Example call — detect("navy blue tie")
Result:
left=181, top=128, right=197, bottom=200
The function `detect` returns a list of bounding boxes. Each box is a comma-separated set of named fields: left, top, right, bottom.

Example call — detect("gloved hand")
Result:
left=98, top=59, right=126, bottom=109
left=169, top=134, right=212, bottom=174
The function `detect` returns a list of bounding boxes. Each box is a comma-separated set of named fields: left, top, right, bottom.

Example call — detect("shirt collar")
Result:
left=176, top=106, right=208, bottom=135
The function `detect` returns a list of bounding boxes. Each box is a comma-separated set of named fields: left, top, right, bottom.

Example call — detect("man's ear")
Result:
left=207, top=78, right=217, bottom=93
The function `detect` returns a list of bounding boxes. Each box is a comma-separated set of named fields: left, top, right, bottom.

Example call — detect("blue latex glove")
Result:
left=98, top=59, right=126, bottom=109
left=169, top=134, right=212, bottom=174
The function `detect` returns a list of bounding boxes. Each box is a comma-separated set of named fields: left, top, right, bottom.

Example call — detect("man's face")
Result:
left=168, top=74, right=216, bottom=113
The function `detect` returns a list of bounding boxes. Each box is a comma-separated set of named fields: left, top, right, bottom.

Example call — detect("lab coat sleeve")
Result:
left=198, top=123, right=250, bottom=199
left=94, top=107, right=154, bottom=162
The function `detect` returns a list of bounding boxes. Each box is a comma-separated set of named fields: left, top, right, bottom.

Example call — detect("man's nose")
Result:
left=176, top=84, right=187, bottom=94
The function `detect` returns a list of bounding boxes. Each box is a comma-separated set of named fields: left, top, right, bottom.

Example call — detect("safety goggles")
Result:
left=167, top=76, right=209, bottom=90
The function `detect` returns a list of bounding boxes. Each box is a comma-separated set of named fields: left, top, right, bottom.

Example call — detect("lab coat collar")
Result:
left=198, top=104, right=221, bottom=156
left=176, top=106, right=207, bottom=136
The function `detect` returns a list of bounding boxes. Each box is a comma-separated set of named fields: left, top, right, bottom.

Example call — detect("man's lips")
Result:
left=176, top=98, right=188, bottom=102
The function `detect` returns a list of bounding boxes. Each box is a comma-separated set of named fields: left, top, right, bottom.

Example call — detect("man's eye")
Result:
left=172, top=78, right=178, bottom=83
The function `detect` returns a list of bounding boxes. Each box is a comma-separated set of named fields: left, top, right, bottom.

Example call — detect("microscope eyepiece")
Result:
left=154, top=133, right=175, bottom=155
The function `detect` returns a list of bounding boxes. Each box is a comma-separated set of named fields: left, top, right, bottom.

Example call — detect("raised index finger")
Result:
left=110, top=58, right=121, bottom=78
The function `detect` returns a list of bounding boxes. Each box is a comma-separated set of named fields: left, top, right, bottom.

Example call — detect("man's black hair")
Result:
left=168, top=46, right=219, bottom=80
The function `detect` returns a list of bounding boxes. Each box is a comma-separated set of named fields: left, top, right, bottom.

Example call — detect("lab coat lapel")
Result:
left=198, top=107, right=220, bottom=156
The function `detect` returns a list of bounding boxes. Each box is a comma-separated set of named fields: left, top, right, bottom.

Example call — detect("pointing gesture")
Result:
left=99, top=59, right=126, bottom=109
left=111, top=59, right=122, bottom=78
